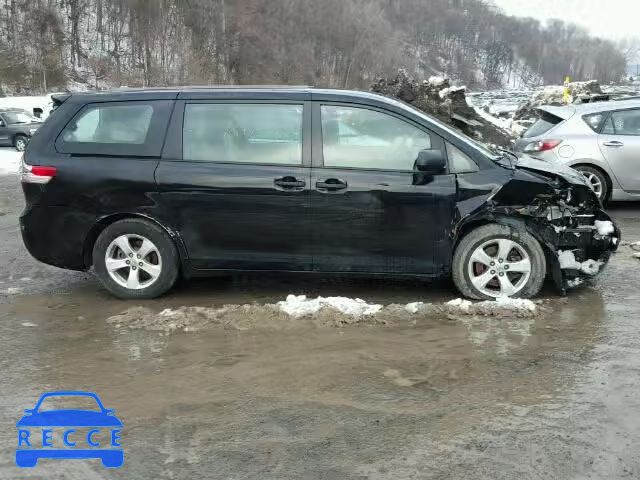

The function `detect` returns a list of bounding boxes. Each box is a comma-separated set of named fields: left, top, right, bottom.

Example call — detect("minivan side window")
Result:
left=183, top=103, right=303, bottom=165
left=57, top=100, right=172, bottom=157
left=446, top=142, right=478, bottom=173
left=602, top=109, right=640, bottom=136
left=320, top=105, right=433, bottom=171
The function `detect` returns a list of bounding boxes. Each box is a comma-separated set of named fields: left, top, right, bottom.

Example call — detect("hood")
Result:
left=16, top=409, right=123, bottom=427
left=515, top=155, right=588, bottom=186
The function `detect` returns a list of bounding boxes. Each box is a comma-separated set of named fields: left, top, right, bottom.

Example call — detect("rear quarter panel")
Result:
left=20, top=96, right=176, bottom=270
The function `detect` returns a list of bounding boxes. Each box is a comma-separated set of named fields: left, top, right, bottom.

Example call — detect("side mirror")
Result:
left=415, top=149, right=446, bottom=175
left=24, top=409, right=34, bottom=414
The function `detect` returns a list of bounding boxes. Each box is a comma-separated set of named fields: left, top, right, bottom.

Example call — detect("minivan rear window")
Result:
left=522, top=111, right=563, bottom=138
left=62, top=104, right=153, bottom=144
left=56, top=100, right=173, bottom=157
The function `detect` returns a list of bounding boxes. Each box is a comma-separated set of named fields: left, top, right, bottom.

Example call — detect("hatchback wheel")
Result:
left=574, top=165, right=608, bottom=201
left=14, top=134, right=28, bottom=152
left=452, top=223, right=546, bottom=300
left=93, top=218, right=179, bottom=299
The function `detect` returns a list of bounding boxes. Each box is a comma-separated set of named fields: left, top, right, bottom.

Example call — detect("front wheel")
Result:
left=452, top=223, right=546, bottom=300
left=93, top=218, right=179, bottom=299
left=13, top=134, right=28, bottom=152
left=574, top=165, right=609, bottom=202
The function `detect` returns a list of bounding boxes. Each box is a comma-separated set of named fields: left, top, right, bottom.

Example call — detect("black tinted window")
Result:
left=62, top=104, right=153, bottom=144
left=56, top=100, right=172, bottom=157
left=321, top=105, right=432, bottom=170
left=183, top=104, right=303, bottom=165
left=522, top=111, right=563, bottom=138
left=446, top=142, right=478, bottom=173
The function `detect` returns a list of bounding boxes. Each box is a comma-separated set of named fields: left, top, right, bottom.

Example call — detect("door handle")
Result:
left=603, top=141, right=624, bottom=147
left=274, top=177, right=305, bottom=190
left=316, top=179, right=348, bottom=192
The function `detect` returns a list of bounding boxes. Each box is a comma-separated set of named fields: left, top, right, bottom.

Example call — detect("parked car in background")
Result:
left=514, top=99, right=640, bottom=202
left=0, top=108, right=43, bottom=151
left=19, top=87, right=618, bottom=300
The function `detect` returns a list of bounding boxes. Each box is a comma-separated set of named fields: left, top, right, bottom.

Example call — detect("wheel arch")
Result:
left=12, top=132, right=28, bottom=143
left=82, top=213, right=188, bottom=270
left=568, top=162, right=613, bottom=201
left=453, top=213, right=562, bottom=291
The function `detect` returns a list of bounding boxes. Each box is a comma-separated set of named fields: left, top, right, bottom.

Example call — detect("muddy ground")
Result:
left=1, top=156, right=640, bottom=479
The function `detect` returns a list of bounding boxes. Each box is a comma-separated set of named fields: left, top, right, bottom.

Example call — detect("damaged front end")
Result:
left=456, top=156, right=620, bottom=294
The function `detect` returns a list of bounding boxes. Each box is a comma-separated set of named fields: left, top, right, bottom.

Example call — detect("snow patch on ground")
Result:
left=566, top=278, right=584, bottom=288
left=0, top=148, right=22, bottom=175
left=594, top=220, right=614, bottom=236
left=446, top=297, right=536, bottom=314
left=558, top=250, right=603, bottom=275
left=107, top=295, right=544, bottom=334
left=277, top=294, right=383, bottom=318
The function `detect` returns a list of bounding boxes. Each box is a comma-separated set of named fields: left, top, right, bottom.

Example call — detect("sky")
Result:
left=492, top=0, right=640, bottom=41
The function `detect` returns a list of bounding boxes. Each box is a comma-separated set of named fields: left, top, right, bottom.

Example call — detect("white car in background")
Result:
left=514, top=99, right=640, bottom=202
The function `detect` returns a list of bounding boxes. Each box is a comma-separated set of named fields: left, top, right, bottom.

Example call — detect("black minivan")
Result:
left=19, top=87, right=618, bottom=299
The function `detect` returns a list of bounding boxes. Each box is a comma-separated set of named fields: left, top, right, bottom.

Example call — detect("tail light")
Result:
left=524, top=139, right=562, bottom=153
left=20, top=157, right=57, bottom=184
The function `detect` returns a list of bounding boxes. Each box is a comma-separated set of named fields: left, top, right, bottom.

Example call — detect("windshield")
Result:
left=3, top=111, right=38, bottom=124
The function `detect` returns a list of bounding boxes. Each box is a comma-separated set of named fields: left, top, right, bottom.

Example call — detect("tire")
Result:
left=573, top=165, right=609, bottom=202
left=13, top=134, right=28, bottom=152
left=452, top=223, right=546, bottom=300
left=92, top=218, right=179, bottom=299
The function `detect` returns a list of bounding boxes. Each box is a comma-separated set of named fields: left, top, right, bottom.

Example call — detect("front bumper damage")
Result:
left=456, top=161, right=620, bottom=295
left=534, top=206, right=619, bottom=292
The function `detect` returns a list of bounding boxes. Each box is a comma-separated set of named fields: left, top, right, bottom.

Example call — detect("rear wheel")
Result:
left=93, top=218, right=179, bottom=299
left=13, top=134, right=28, bottom=152
left=452, top=223, right=546, bottom=300
left=574, top=165, right=608, bottom=202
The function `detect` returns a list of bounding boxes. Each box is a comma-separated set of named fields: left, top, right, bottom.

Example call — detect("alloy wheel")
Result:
left=15, top=137, right=27, bottom=152
left=580, top=171, right=603, bottom=198
left=467, top=238, right=532, bottom=298
left=104, top=234, right=162, bottom=289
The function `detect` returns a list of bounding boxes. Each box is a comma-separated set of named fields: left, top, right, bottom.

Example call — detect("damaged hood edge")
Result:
left=515, top=155, right=588, bottom=186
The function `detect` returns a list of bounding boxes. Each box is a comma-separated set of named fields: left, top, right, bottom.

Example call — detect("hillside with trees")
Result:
left=0, top=0, right=628, bottom=94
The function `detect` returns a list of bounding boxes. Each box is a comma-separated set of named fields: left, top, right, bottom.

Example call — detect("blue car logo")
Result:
left=16, top=391, right=123, bottom=468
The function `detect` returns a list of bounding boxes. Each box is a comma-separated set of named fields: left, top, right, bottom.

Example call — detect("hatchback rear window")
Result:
left=522, top=111, right=563, bottom=138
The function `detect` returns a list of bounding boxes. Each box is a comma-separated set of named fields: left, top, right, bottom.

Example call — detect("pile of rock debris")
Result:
left=371, top=69, right=515, bottom=146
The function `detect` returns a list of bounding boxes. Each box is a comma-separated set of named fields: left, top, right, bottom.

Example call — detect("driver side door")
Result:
left=309, top=103, right=457, bottom=275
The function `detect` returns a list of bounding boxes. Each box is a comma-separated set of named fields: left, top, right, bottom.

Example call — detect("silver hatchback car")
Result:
left=514, top=99, right=640, bottom=202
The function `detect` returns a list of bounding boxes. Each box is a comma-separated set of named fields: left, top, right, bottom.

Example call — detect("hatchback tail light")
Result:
left=523, top=139, right=562, bottom=153
left=20, top=158, right=57, bottom=184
